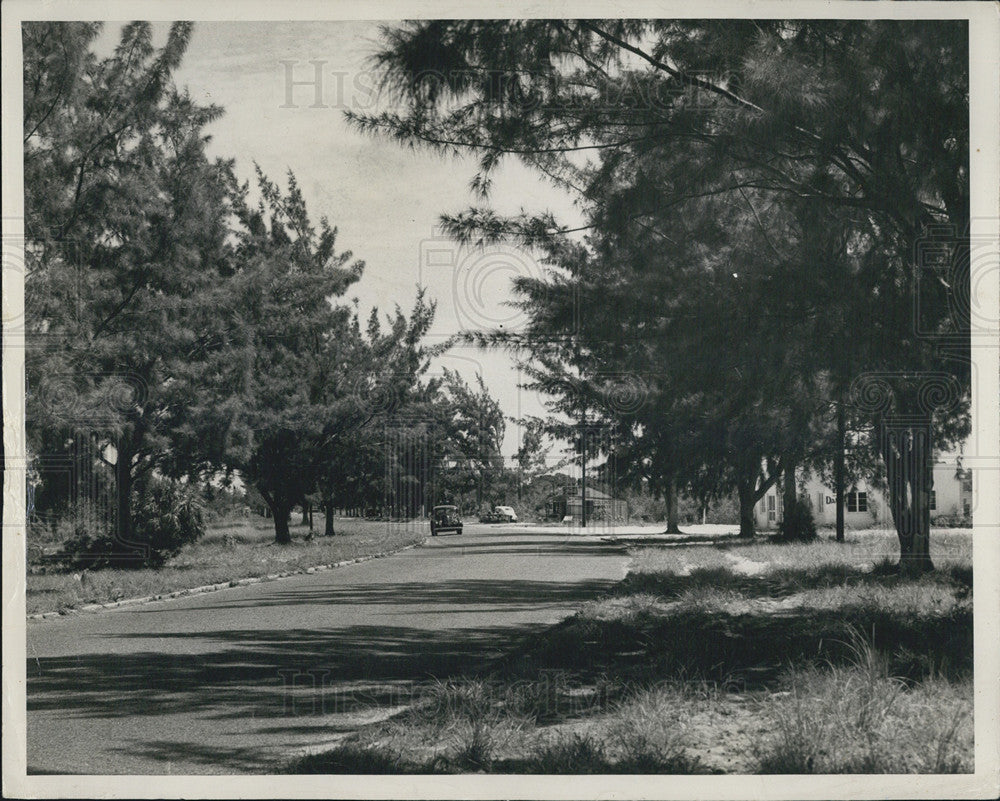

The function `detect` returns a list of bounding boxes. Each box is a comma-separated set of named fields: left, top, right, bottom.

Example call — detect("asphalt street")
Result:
left=25, top=527, right=629, bottom=774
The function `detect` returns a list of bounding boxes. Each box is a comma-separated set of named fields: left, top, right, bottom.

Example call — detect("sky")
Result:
left=93, top=21, right=584, bottom=458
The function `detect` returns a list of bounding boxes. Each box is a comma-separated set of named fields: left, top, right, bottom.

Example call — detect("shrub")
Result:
left=452, top=719, right=497, bottom=770
left=132, top=477, right=206, bottom=561
left=529, top=732, right=607, bottom=773
left=754, top=627, right=973, bottom=773
left=200, top=484, right=251, bottom=523
left=755, top=668, right=972, bottom=773
left=933, top=513, right=973, bottom=528
left=605, top=687, right=705, bottom=773
left=59, top=477, right=205, bottom=569
left=292, top=743, right=405, bottom=774
left=703, top=493, right=740, bottom=525
left=622, top=492, right=667, bottom=522
left=47, top=501, right=115, bottom=567
left=28, top=500, right=107, bottom=571
left=777, top=498, right=817, bottom=541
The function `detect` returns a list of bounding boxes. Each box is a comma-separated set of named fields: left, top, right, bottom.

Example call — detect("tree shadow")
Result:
left=151, top=576, right=620, bottom=613
left=27, top=619, right=574, bottom=721
left=506, top=565, right=973, bottom=687
left=27, top=572, right=625, bottom=749
left=616, top=560, right=972, bottom=601
left=27, top=531, right=630, bottom=772
left=109, top=740, right=278, bottom=774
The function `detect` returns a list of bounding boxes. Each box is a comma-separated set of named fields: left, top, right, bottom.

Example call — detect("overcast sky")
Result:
left=94, top=21, right=584, bottom=458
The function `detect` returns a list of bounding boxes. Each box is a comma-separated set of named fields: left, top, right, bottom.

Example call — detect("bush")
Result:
left=755, top=648, right=973, bottom=774
left=41, top=501, right=113, bottom=569
left=777, top=498, right=817, bottom=541
left=133, top=477, right=206, bottom=561
left=200, top=484, right=251, bottom=523
left=59, top=477, right=205, bottom=569
left=932, top=513, right=972, bottom=529
left=703, top=493, right=740, bottom=525
left=528, top=732, right=607, bottom=773
left=292, top=743, right=406, bottom=774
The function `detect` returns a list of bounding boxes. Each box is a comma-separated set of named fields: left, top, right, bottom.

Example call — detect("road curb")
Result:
left=27, top=538, right=428, bottom=621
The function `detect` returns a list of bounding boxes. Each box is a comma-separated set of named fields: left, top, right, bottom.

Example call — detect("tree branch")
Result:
left=576, top=20, right=765, bottom=114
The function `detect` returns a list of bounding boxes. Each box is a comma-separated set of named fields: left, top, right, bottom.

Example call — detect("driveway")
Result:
left=25, top=528, right=629, bottom=774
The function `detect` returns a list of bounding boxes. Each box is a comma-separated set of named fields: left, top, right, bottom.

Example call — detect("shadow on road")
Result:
left=27, top=538, right=626, bottom=773
left=27, top=577, right=618, bottom=719
left=161, top=575, right=617, bottom=613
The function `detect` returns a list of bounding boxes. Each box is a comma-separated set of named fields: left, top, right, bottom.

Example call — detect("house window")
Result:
left=929, top=490, right=936, bottom=511
left=847, top=491, right=868, bottom=513
left=767, top=496, right=775, bottom=511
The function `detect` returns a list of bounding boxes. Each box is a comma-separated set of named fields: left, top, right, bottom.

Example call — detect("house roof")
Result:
left=547, top=487, right=617, bottom=501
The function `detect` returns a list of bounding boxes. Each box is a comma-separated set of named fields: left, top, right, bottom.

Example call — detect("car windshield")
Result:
left=433, top=507, right=455, bottom=520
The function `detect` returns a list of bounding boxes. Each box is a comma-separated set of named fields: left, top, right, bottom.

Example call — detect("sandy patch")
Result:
left=723, top=552, right=770, bottom=576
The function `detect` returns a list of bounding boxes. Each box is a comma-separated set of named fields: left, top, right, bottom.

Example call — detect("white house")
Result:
left=754, top=447, right=973, bottom=531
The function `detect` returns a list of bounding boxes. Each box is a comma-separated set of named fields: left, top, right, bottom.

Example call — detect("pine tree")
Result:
left=222, top=168, right=365, bottom=543
left=313, top=295, right=439, bottom=528
left=24, top=22, right=236, bottom=550
left=359, top=19, right=970, bottom=570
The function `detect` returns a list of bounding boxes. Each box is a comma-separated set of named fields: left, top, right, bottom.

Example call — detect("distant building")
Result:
left=545, top=486, right=628, bottom=522
left=754, top=448, right=973, bottom=530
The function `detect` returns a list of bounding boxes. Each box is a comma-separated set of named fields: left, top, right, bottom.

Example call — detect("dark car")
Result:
left=430, top=505, right=463, bottom=536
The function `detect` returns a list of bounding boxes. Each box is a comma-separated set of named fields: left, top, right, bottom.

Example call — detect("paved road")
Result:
left=25, top=528, right=629, bottom=774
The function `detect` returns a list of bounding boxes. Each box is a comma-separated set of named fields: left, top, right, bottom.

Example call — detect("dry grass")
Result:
left=26, top=515, right=426, bottom=615
left=525, top=531, right=972, bottom=685
left=754, top=631, right=973, bottom=773
left=291, top=663, right=972, bottom=775
left=630, top=528, right=972, bottom=577
left=287, top=529, right=974, bottom=775
left=292, top=677, right=712, bottom=774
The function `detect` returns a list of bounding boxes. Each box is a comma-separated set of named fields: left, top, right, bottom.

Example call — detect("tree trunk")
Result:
left=882, top=420, right=934, bottom=574
left=782, top=457, right=797, bottom=534
left=301, top=504, right=310, bottom=526
left=737, top=481, right=756, bottom=539
left=260, top=487, right=292, bottom=545
left=273, top=504, right=292, bottom=544
left=835, top=403, right=846, bottom=542
left=664, top=477, right=681, bottom=534
left=324, top=498, right=335, bottom=536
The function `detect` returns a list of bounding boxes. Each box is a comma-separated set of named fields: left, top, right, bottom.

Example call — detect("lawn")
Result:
left=290, top=528, right=974, bottom=775
left=26, top=515, right=427, bottom=615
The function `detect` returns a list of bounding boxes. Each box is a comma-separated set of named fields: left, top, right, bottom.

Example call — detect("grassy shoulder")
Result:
left=289, top=528, right=973, bottom=775
left=26, top=515, right=426, bottom=615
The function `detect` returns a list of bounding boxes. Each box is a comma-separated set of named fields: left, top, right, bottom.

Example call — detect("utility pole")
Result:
left=580, top=416, right=587, bottom=528
left=835, top=399, right=846, bottom=542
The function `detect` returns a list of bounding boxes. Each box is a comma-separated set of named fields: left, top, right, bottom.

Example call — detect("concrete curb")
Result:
left=27, top=538, right=428, bottom=621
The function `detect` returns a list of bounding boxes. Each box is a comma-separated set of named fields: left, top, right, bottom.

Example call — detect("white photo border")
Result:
left=3, top=2, right=998, bottom=799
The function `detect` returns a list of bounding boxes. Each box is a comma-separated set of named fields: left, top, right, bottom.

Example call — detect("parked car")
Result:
left=479, top=505, right=518, bottom=523
left=430, top=505, right=463, bottom=536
